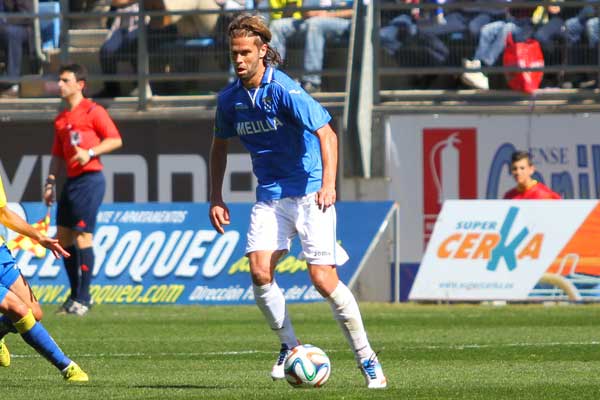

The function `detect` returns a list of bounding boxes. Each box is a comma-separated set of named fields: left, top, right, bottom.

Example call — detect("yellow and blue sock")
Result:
left=14, top=310, right=71, bottom=370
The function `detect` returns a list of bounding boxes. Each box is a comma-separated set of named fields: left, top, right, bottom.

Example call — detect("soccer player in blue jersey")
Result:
left=0, top=176, right=88, bottom=381
left=209, top=14, right=387, bottom=389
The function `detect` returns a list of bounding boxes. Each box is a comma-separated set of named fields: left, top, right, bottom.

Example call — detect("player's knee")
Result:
left=250, top=269, right=272, bottom=286
left=248, top=252, right=277, bottom=285
left=310, top=276, right=328, bottom=296
left=309, top=267, right=338, bottom=297
left=11, top=303, right=30, bottom=320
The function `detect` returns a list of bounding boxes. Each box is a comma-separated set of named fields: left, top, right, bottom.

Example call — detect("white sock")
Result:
left=253, top=281, right=298, bottom=348
left=326, top=282, right=373, bottom=363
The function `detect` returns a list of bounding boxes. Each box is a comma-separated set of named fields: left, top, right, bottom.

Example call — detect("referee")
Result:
left=44, top=64, right=123, bottom=316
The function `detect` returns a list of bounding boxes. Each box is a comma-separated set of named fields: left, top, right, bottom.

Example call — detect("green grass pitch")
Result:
left=3, top=303, right=600, bottom=399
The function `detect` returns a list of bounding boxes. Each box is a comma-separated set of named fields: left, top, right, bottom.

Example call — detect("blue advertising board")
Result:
left=9, top=201, right=394, bottom=305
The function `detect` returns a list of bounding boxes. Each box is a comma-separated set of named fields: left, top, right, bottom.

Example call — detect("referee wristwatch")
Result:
left=88, top=148, right=96, bottom=158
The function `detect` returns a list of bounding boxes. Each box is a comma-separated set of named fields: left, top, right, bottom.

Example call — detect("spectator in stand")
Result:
left=585, top=13, right=599, bottom=86
left=379, top=1, right=506, bottom=68
left=588, top=16, right=600, bottom=47
left=530, top=1, right=572, bottom=87
left=0, top=0, right=33, bottom=98
left=503, top=151, right=561, bottom=200
left=461, top=1, right=507, bottom=39
left=96, top=0, right=224, bottom=97
left=416, top=0, right=505, bottom=67
left=379, top=1, right=418, bottom=56
left=69, top=0, right=111, bottom=29
left=268, top=0, right=305, bottom=67
left=300, top=0, right=353, bottom=92
left=461, top=1, right=540, bottom=90
left=254, top=0, right=272, bottom=21
left=162, top=0, right=221, bottom=38
left=269, top=0, right=353, bottom=93
left=98, top=0, right=143, bottom=97
left=528, top=0, right=597, bottom=88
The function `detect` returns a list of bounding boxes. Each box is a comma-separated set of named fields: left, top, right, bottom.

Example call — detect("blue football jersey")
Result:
left=215, top=66, right=332, bottom=201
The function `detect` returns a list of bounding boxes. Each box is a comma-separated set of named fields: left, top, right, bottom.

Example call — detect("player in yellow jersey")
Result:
left=0, top=176, right=88, bottom=381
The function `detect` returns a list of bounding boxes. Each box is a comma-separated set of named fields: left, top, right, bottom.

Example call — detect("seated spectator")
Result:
left=269, top=0, right=305, bottom=65
left=301, top=0, right=353, bottom=92
left=379, top=0, right=505, bottom=68
left=379, top=4, right=418, bottom=56
left=504, top=150, right=561, bottom=200
left=527, top=1, right=597, bottom=88
left=585, top=15, right=599, bottom=86
left=164, top=0, right=221, bottom=38
left=415, top=0, right=501, bottom=67
left=461, top=1, right=507, bottom=39
left=69, top=0, right=111, bottom=29
left=461, top=1, right=541, bottom=90
left=531, top=1, right=573, bottom=64
left=269, top=0, right=352, bottom=92
left=97, top=0, right=223, bottom=97
left=530, top=2, right=569, bottom=86
left=141, top=0, right=221, bottom=56
left=98, top=0, right=142, bottom=97
left=0, top=0, right=33, bottom=98
left=562, top=1, right=598, bottom=45
left=587, top=16, right=599, bottom=45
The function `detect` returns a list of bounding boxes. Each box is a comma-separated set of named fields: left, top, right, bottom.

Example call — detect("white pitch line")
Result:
left=11, top=350, right=265, bottom=359
left=414, top=341, right=600, bottom=350
left=8, top=341, right=600, bottom=359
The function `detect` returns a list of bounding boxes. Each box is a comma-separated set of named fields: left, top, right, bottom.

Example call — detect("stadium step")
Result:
left=68, top=29, right=110, bottom=49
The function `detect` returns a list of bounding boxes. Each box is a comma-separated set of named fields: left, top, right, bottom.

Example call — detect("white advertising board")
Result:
left=408, top=200, right=598, bottom=301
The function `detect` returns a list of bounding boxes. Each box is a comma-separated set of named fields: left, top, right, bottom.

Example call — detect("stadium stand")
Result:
left=0, top=1, right=598, bottom=106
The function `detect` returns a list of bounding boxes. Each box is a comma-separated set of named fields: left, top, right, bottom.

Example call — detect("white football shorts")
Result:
left=245, top=193, right=349, bottom=266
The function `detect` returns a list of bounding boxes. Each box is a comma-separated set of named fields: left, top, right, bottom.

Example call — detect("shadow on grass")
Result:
left=132, top=384, right=228, bottom=390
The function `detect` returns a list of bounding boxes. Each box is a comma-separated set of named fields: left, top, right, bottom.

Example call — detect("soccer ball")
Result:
left=284, top=344, right=331, bottom=388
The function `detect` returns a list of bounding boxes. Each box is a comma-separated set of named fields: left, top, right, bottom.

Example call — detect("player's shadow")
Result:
left=132, top=384, right=227, bottom=389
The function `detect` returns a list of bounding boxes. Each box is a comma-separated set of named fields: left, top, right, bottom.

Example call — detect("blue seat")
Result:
left=39, top=1, right=60, bottom=50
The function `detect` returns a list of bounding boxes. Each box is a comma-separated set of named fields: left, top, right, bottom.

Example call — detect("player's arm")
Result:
left=314, top=123, right=338, bottom=211
left=89, top=136, right=123, bottom=157
left=209, top=136, right=231, bottom=234
left=44, top=155, right=65, bottom=206
left=277, top=84, right=334, bottom=210
left=71, top=137, right=123, bottom=166
left=0, top=205, right=69, bottom=258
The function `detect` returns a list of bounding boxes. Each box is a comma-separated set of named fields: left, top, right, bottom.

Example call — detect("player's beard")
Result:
left=238, top=59, right=264, bottom=87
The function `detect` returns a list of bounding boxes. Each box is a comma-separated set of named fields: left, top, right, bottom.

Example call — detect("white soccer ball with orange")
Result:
left=284, top=344, right=331, bottom=388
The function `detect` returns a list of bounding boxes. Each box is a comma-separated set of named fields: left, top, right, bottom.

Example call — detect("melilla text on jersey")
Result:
left=236, top=117, right=284, bottom=136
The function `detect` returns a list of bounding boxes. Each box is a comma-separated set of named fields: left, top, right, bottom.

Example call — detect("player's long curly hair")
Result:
left=228, top=14, right=282, bottom=67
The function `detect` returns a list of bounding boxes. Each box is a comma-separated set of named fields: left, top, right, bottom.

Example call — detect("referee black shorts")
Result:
left=57, top=171, right=105, bottom=233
